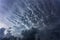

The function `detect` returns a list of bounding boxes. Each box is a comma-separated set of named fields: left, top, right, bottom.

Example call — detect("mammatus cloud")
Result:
left=0, top=0, right=60, bottom=40
left=5, top=0, right=57, bottom=37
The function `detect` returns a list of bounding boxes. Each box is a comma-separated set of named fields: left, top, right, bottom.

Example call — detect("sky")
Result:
left=0, top=0, right=60, bottom=40
left=0, top=0, right=15, bottom=37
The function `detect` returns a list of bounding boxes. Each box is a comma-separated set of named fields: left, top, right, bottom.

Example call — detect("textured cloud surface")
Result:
left=5, top=0, right=57, bottom=37
left=0, top=0, right=60, bottom=40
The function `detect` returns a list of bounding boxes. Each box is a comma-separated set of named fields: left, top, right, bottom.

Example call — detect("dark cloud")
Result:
left=0, top=28, right=5, bottom=39
left=0, top=0, right=60, bottom=40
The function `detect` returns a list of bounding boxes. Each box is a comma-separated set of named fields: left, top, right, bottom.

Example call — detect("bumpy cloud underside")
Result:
left=0, top=0, right=60, bottom=39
